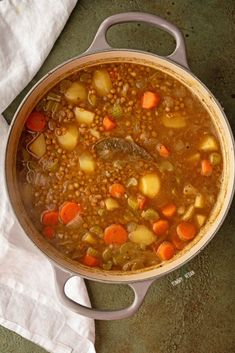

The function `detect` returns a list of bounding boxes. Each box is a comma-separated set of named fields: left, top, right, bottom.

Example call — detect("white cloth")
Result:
left=0, top=1, right=95, bottom=352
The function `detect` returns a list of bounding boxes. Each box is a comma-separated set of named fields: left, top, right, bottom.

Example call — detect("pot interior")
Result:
left=5, top=50, right=235, bottom=283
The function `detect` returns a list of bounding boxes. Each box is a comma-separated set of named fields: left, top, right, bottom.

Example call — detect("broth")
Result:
left=16, top=62, right=223, bottom=271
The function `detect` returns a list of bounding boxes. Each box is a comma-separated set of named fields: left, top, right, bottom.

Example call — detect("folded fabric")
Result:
left=0, top=1, right=95, bottom=352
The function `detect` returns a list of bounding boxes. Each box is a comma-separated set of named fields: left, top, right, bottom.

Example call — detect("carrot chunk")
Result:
left=59, top=202, right=81, bottom=224
left=137, top=195, right=148, bottom=210
left=103, top=116, right=116, bottom=131
left=176, top=222, right=197, bottom=241
left=141, top=91, right=160, bottom=109
left=82, top=254, right=99, bottom=267
left=104, top=224, right=128, bottom=244
left=201, top=159, right=213, bottom=176
left=153, top=220, right=169, bottom=236
left=26, top=111, right=46, bottom=132
left=41, top=210, right=59, bottom=226
left=43, top=226, right=55, bottom=239
left=109, top=183, right=125, bottom=198
left=170, top=231, right=186, bottom=250
left=157, top=143, right=170, bottom=158
left=156, top=241, right=175, bottom=260
left=161, top=203, right=177, bottom=218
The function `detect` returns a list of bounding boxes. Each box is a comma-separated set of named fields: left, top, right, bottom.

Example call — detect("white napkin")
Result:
left=0, top=1, right=95, bottom=352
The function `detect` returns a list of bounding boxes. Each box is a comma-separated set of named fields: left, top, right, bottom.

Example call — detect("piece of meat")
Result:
left=93, top=137, right=154, bottom=162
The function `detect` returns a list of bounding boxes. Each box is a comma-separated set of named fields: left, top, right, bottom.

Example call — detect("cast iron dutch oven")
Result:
left=4, top=13, right=235, bottom=320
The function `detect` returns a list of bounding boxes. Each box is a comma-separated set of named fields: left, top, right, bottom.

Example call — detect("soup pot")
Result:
left=4, top=12, right=235, bottom=320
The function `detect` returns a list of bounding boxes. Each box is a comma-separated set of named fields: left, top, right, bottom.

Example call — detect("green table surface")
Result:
left=1, top=1, right=235, bottom=352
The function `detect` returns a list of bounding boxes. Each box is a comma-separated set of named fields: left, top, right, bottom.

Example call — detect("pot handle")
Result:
left=53, top=265, right=154, bottom=320
left=86, top=12, right=189, bottom=68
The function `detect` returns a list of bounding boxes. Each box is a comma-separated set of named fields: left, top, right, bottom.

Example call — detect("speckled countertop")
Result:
left=1, top=1, right=235, bottom=353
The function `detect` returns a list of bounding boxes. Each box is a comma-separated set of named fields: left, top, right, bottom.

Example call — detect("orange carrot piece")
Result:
left=43, top=226, right=55, bottom=239
left=157, top=143, right=170, bottom=158
left=201, top=159, right=213, bottom=176
left=103, top=116, right=116, bottom=131
left=161, top=203, right=177, bottom=218
left=177, top=222, right=197, bottom=241
left=41, top=210, right=59, bottom=226
left=104, top=224, right=128, bottom=245
left=141, top=91, right=160, bottom=109
left=137, top=195, right=148, bottom=210
left=82, top=254, right=99, bottom=267
left=26, top=111, right=46, bottom=132
left=153, top=220, right=169, bottom=236
left=59, top=202, right=81, bottom=224
left=156, top=241, right=175, bottom=260
left=109, top=183, right=125, bottom=198
left=171, top=232, right=186, bottom=250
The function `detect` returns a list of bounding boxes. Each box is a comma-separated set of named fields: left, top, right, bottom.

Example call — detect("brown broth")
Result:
left=16, top=62, right=223, bottom=271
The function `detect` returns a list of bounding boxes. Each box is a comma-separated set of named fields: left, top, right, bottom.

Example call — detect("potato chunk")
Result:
left=199, top=135, right=218, bottom=152
left=27, top=133, right=46, bottom=158
left=181, top=204, right=195, bottom=221
left=162, top=113, right=186, bottom=128
left=74, top=107, right=95, bottom=125
left=56, top=124, right=79, bottom=151
left=129, top=225, right=156, bottom=245
left=92, top=69, right=112, bottom=96
left=195, top=214, right=206, bottom=227
left=195, top=194, right=205, bottom=208
left=64, top=82, right=87, bottom=103
left=79, top=152, right=95, bottom=173
left=139, top=173, right=161, bottom=198
left=105, top=198, right=120, bottom=211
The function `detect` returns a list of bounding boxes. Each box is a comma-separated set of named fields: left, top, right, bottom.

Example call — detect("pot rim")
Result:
left=4, top=48, right=235, bottom=284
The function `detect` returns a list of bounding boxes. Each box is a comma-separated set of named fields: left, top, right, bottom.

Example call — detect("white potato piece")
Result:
left=27, top=133, right=46, bottom=158
left=79, top=152, right=95, bottom=173
left=74, top=107, right=95, bottom=125
left=181, top=204, right=195, bottom=221
left=195, top=214, right=206, bottom=227
left=195, top=194, right=205, bottom=208
left=199, top=135, right=218, bottom=152
left=64, top=82, right=87, bottom=103
left=56, top=124, right=79, bottom=151
left=105, top=198, right=120, bottom=211
left=129, top=225, right=156, bottom=245
left=139, top=173, right=161, bottom=198
left=162, top=113, right=186, bottom=128
left=90, top=128, right=101, bottom=139
left=92, top=69, right=112, bottom=96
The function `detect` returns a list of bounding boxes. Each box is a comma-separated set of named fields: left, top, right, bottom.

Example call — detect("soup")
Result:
left=17, top=63, right=222, bottom=271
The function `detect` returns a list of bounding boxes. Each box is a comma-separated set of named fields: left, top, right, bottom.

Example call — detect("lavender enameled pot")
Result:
left=4, top=13, right=235, bottom=320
